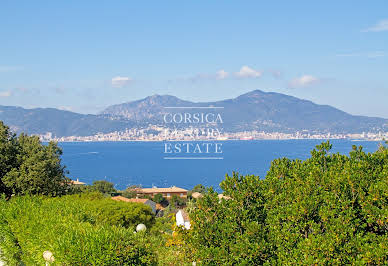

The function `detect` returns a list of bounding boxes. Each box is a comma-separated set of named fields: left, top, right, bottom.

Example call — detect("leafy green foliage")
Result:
left=188, top=184, right=206, bottom=200
left=0, top=122, right=18, bottom=198
left=170, top=194, right=186, bottom=207
left=192, top=184, right=206, bottom=193
left=119, top=185, right=139, bottom=199
left=148, top=216, right=189, bottom=265
left=153, top=193, right=166, bottom=204
left=0, top=121, right=68, bottom=198
left=91, top=180, right=116, bottom=194
left=183, top=141, right=388, bottom=265
left=0, top=193, right=156, bottom=265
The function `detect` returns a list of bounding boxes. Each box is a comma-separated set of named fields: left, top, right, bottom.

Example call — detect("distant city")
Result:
left=38, top=125, right=388, bottom=142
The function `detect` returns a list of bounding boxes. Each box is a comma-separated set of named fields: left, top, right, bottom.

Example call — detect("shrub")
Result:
left=0, top=199, right=23, bottom=265
left=0, top=193, right=157, bottom=265
left=170, top=195, right=186, bottom=207
left=153, top=193, right=164, bottom=204
left=183, top=142, right=388, bottom=265
left=91, top=180, right=116, bottom=194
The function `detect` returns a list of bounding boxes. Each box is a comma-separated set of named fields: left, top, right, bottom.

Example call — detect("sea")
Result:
left=58, top=140, right=382, bottom=191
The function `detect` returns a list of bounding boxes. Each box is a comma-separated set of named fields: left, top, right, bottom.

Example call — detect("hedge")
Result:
left=0, top=193, right=156, bottom=265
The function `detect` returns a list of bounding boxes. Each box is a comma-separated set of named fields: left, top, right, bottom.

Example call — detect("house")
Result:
left=191, top=192, right=203, bottom=199
left=69, top=178, right=86, bottom=186
left=218, top=193, right=231, bottom=200
left=176, top=209, right=190, bottom=229
left=111, top=196, right=157, bottom=213
left=135, top=186, right=188, bottom=199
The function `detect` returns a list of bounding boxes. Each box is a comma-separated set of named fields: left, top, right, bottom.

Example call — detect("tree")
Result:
left=182, top=141, right=388, bottom=265
left=0, top=121, right=18, bottom=198
left=120, top=185, right=140, bottom=199
left=192, top=184, right=206, bottom=193
left=153, top=193, right=165, bottom=204
left=188, top=184, right=206, bottom=200
left=0, top=121, right=69, bottom=198
left=91, top=180, right=116, bottom=194
left=169, top=195, right=185, bottom=207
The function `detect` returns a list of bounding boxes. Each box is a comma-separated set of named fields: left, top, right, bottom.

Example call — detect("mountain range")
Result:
left=0, top=90, right=387, bottom=137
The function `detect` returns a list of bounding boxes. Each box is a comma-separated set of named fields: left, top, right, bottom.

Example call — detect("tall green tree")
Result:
left=153, top=193, right=165, bottom=204
left=0, top=121, right=18, bottom=198
left=0, top=121, right=69, bottom=198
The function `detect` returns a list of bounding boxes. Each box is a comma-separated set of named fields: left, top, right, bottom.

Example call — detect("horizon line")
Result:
left=163, top=106, right=224, bottom=109
left=163, top=157, right=224, bottom=160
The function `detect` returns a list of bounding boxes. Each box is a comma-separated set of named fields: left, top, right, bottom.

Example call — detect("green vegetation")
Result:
left=0, top=193, right=156, bottom=265
left=187, top=184, right=206, bottom=200
left=170, top=194, right=186, bottom=208
left=192, top=184, right=206, bottom=194
left=90, top=180, right=117, bottom=194
left=119, top=185, right=139, bottom=199
left=1, top=121, right=387, bottom=264
left=153, top=193, right=168, bottom=205
left=181, top=141, right=388, bottom=265
left=0, top=121, right=68, bottom=199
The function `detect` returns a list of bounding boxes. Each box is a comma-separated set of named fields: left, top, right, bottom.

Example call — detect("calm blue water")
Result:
left=58, top=140, right=381, bottom=190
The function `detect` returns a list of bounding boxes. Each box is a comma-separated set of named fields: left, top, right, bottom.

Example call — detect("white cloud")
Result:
left=362, top=19, right=388, bottom=32
left=216, top=69, right=229, bottom=80
left=235, top=66, right=262, bottom=78
left=288, top=75, right=320, bottom=88
left=111, top=76, right=132, bottom=87
left=0, top=91, right=12, bottom=97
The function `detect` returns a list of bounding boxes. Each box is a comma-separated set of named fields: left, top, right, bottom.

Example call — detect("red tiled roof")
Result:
left=111, top=196, right=151, bottom=204
left=111, top=195, right=132, bottom=202
left=135, top=186, right=188, bottom=193
left=191, top=192, right=203, bottom=198
left=127, top=198, right=150, bottom=203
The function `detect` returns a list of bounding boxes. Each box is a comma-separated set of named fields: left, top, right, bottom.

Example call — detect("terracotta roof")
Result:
left=127, top=198, right=150, bottom=203
left=111, top=195, right=132, bottom=202
left=218, top=194, right=231, bottom=200
left=111, top=196, right=150, bottom=203
left=136, top=186, right=188, bottom=193
left=69, top=179, right=86, bottom=185
left=191, top=192, right=203, bottom=198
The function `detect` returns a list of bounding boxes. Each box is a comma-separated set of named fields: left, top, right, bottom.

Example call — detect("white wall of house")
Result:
left=176, top=210, right=190, bottom=229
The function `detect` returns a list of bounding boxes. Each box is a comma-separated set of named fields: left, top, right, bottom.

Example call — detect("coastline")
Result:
left=44, top=138, right=385, bottom=143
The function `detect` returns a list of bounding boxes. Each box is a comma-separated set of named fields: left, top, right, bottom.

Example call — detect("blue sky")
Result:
left=0, top=1, right=387, bottom=117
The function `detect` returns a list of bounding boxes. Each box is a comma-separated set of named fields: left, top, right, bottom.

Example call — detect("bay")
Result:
left=58, top=140, right=382, bottom=190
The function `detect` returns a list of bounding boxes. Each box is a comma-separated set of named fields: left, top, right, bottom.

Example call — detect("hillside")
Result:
left=101, top=90, right=387, bottom=133
left=0, top=106, right=131, bottom=137
left=1, top=90, right=387, bottom=137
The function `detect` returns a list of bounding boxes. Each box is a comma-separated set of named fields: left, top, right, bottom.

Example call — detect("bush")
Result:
left=170, top=195, right=186, bottom=207
left=183, top=142, right=388, bottom=265
left=91, top=180, right=116, bottom=194
left=0, top=121, right=69, bottom=198
left=0, top=200, right=23, bottom=265
left=0, top=193, right=157, bottom=265
left=153, top=193, right=164, bottom=204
